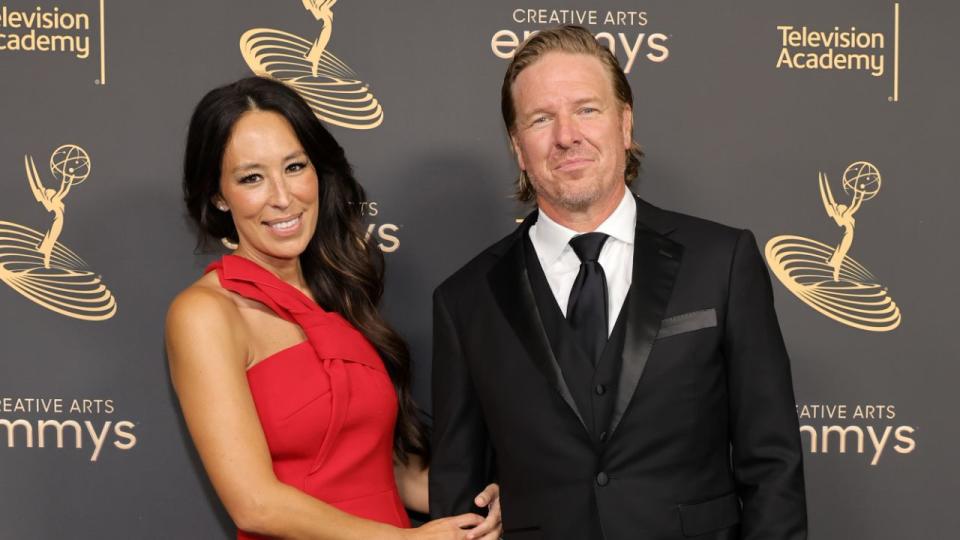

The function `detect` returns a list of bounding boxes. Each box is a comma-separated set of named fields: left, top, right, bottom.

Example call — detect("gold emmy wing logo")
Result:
left=765, top=162, right=900, bottom=332
left=240, top=0, right=384, bottom=129
left=0, top=145, right=117, bottom=321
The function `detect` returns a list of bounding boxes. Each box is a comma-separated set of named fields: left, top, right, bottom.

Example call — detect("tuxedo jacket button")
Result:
left=596, top=472, right=609, bottom=486
left=595, top=384, right=606, bottom=396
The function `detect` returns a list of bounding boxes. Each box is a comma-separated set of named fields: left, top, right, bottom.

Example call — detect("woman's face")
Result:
left=216, top=109, right=319, bottom=266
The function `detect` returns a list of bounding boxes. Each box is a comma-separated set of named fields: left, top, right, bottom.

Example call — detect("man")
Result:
left=430, top=26, right=806, bottom=540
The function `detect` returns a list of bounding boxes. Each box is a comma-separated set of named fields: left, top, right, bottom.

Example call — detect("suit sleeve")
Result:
left=429, top=286, right=493, bottom=518
left=724, top=229, right=807, bottom=540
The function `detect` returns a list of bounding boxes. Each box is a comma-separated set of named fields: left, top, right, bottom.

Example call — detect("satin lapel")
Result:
left=487, top=228, right=588, bottom=432
left=608, top=220, right=683, bottom=437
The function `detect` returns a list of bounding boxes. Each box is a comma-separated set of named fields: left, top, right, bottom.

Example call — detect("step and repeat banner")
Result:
left=1, top=1, right=956, bottom=537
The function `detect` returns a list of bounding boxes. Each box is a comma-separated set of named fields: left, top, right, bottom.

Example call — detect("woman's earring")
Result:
left=215, top=199, right=235, bottom=248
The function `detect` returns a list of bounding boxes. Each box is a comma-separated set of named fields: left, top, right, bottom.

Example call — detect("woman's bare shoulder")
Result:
left=166, top=273, right=246, bottom=356
left=169, top=272, right=238, bottom=319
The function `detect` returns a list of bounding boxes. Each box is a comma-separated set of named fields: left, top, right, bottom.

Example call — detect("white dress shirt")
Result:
left=529, top=189, right=636, bottom=335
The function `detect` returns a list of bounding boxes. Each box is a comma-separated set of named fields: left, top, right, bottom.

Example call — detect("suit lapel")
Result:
left=488, top=213, right=588, bottom=432
left=608, top=196, right=683, bottom=437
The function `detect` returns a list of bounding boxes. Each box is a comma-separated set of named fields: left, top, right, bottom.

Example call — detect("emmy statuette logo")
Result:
left=765, top=161, right=900, bottom=332
left=0, top=145, right=117, bottom=321
left=240, top=0, right=384, bottom=129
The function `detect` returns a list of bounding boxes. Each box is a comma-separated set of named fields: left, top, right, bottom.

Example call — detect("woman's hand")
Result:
left=399, top=483, right=501, bottom=540
left=399, top=513, right=484, bottom=540
left=466, top=483, right=502, bottom=540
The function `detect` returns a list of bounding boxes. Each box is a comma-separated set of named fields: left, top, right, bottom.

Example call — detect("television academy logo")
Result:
left=240, top=0, right=384, bottom=129
left=0, top=0, right=107, bottom=85
left=0, top=144, right=117, bottom=321
left=764, top=161, right=900, bottom=332
left=775, top=2, right=901, bottom=102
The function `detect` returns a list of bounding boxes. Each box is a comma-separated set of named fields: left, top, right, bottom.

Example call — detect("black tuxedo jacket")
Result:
left=430, top=194, right=806, bottom=539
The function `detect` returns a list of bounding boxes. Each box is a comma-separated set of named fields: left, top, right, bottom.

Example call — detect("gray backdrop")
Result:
left=1, top=0, right=957, bottom=538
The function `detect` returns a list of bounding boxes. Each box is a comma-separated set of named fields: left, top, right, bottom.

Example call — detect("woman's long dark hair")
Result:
left=183, top=76, right=428, bottom=464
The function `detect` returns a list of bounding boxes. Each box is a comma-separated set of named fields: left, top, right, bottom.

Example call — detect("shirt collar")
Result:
left=533, top=188, right=637, bottom=266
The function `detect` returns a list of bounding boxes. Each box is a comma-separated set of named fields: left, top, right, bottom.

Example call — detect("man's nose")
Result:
left=553, top=114, right=582, bottom=148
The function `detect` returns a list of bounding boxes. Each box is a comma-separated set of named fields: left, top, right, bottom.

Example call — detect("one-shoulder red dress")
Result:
left=206, top=255, right=410, bottom=539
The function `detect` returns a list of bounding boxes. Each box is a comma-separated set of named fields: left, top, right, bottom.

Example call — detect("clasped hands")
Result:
left=400, top=483, right=501, bottom=540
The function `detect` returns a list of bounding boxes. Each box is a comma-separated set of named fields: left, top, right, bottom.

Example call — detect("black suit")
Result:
left=430, top=194, right=806, bottom=539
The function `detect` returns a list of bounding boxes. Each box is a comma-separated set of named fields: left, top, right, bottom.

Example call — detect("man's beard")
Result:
left=532, top=176, right=604, bottom=213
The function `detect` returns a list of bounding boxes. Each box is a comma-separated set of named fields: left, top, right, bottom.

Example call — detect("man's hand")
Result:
left=466, top=483, right=502, bottom=539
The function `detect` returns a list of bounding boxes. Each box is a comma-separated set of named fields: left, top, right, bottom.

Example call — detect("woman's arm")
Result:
left=395, top=455, right=429, bottom=514
left=167, top=287, right=478, bottom=540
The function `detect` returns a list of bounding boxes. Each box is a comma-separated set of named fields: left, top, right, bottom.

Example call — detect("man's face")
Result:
left=510, top=51, right=632, bottom=218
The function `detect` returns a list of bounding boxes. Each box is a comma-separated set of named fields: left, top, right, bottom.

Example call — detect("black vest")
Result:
left=524, top=234, right=629, bottom=443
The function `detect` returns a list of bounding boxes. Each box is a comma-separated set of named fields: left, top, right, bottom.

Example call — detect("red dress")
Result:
left=206, top=255, right=411, bottom=539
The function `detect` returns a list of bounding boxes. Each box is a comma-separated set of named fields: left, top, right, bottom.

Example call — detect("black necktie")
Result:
left=567, top=232, right=609, bottom=366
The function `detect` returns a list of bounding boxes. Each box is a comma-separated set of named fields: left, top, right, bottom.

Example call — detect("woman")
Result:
left=167, top=77, right=500, bottom=539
